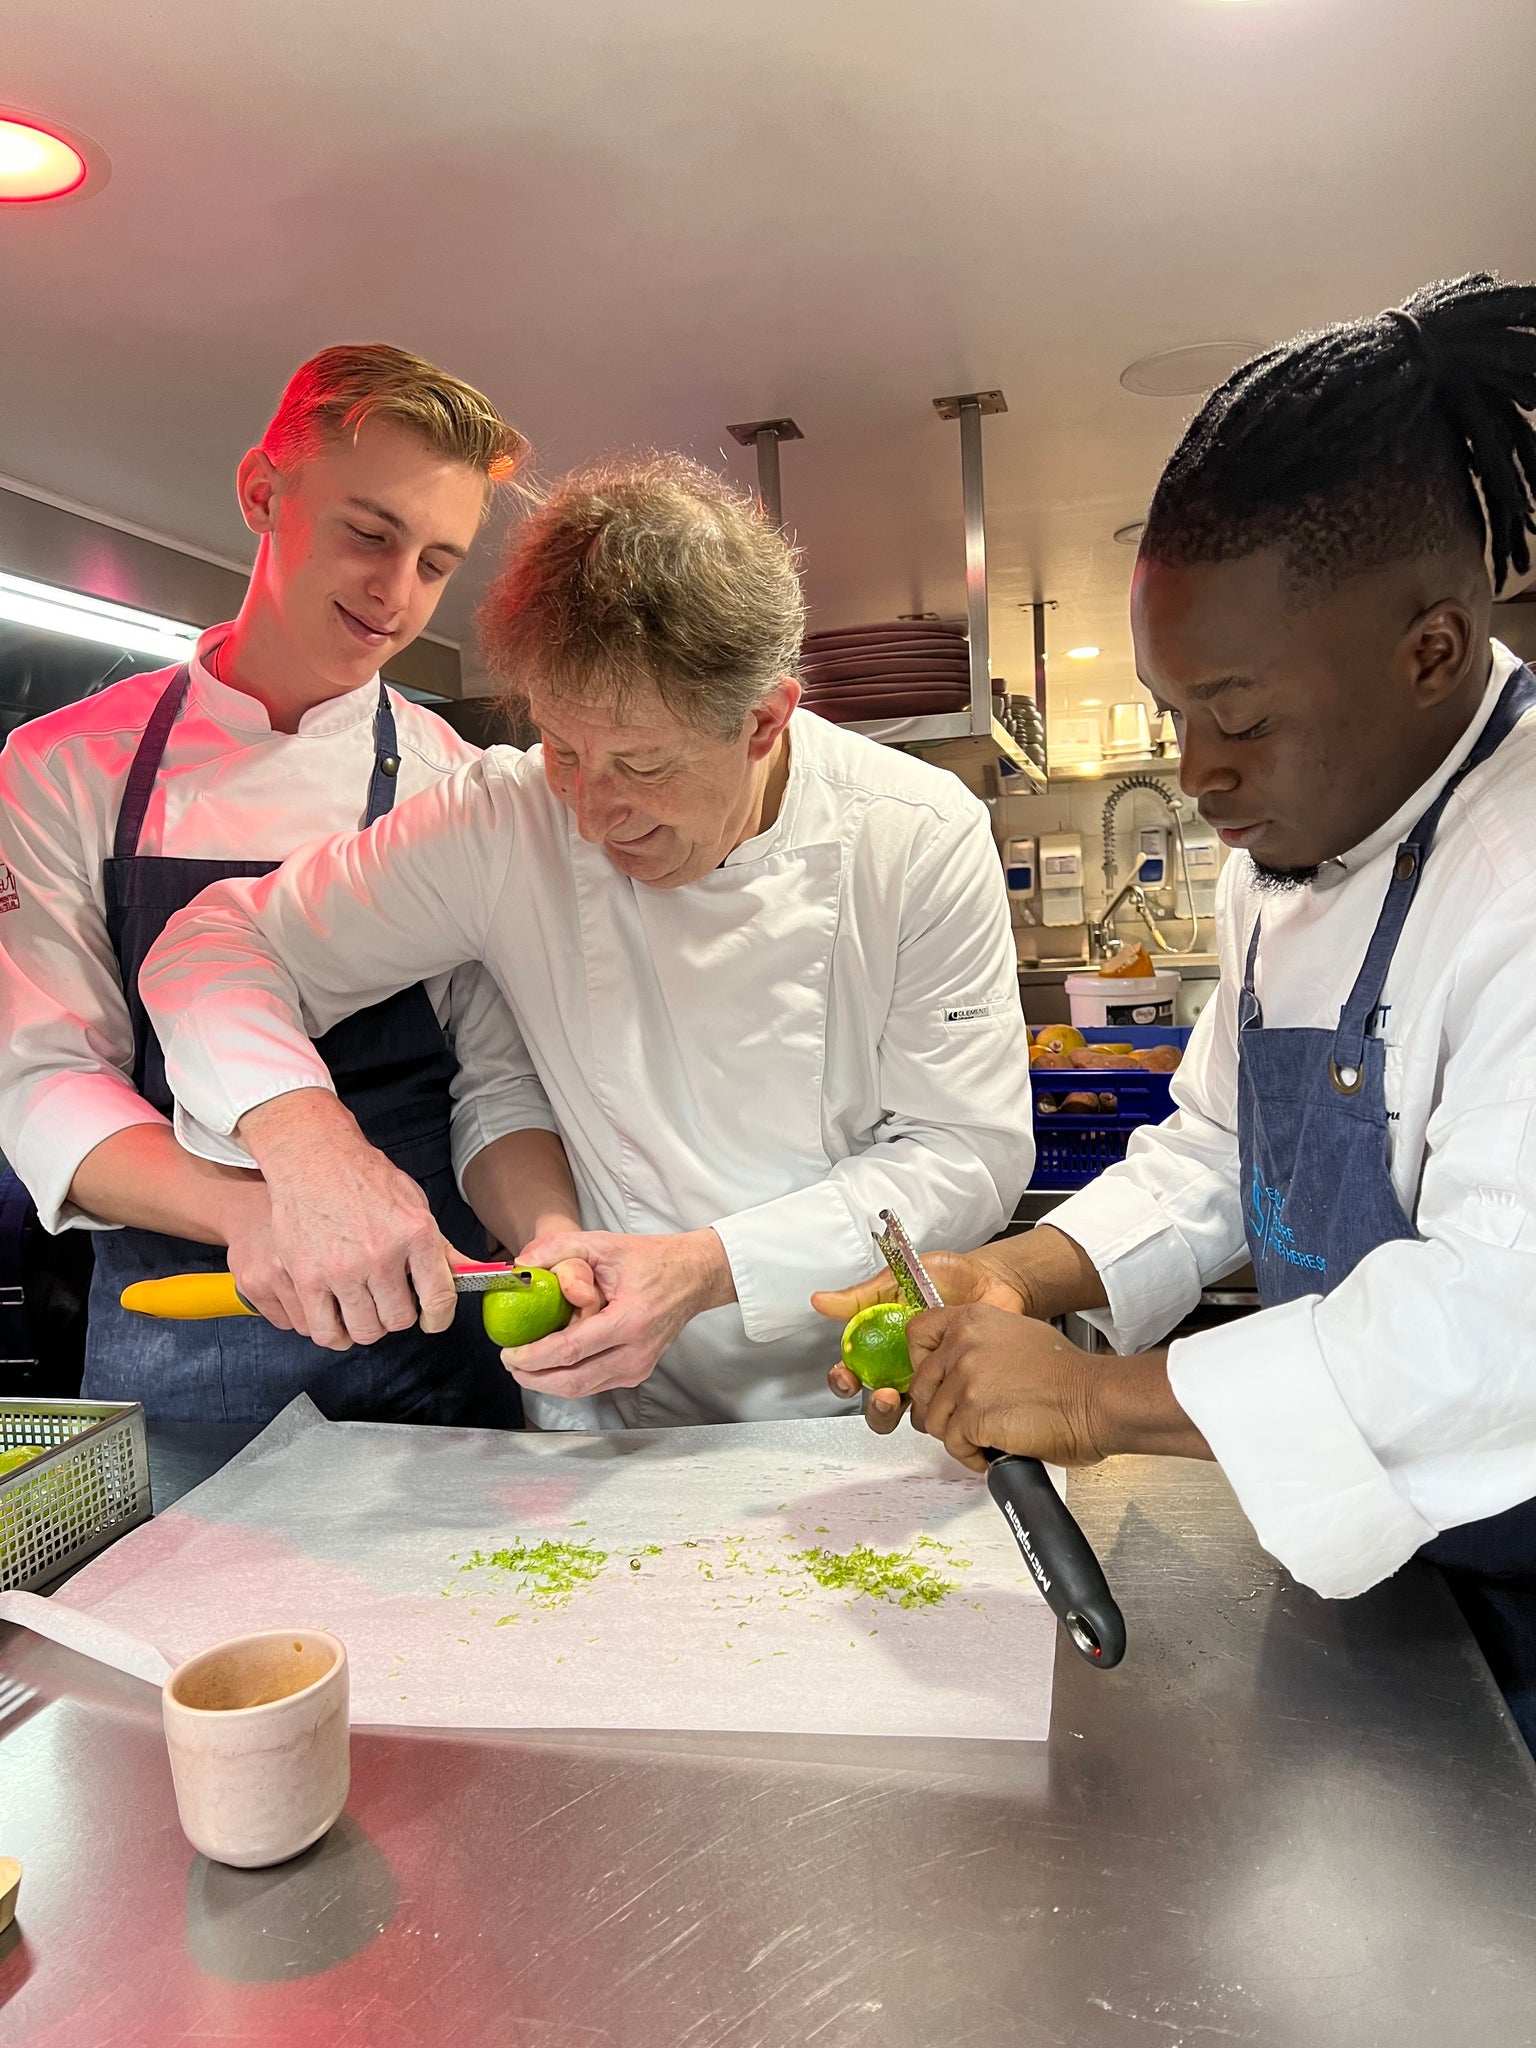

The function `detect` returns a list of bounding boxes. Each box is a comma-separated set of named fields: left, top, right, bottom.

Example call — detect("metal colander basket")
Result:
left=0, top=1399, right=151, bottom=1593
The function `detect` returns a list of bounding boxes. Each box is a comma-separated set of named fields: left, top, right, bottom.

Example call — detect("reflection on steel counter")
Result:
left=2, top=1426, right=1532, bottom=2046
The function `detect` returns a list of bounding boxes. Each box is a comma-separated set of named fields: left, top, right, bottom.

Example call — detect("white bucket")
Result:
left=1064, top=971, right=1181, bottom=1028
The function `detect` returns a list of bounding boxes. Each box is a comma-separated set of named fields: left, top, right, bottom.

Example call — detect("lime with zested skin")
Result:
left=481, top=1269, right=574, bottom=1348
left=840, top=1302, right=916, bottom=1394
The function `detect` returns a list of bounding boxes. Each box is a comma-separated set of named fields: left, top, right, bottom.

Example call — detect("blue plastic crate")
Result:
left=1028, top=1025, right=1193, bottom=1192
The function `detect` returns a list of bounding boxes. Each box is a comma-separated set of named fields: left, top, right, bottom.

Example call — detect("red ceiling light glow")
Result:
left=0, top=117, right=88, bottom=203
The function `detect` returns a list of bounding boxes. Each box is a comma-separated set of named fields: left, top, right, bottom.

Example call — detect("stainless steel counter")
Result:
left=1018, top=952, right=1221, bottom=982
left=2, top=1428, right=1534, bottom=2047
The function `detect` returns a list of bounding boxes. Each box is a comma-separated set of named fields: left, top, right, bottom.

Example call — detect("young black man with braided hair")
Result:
left=817, top=273, right=1536, bottom=1748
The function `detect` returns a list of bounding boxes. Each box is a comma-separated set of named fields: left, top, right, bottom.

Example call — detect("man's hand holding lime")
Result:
left=812, top=1224, right=1112, bottom=1432
left=463, top=1254, right=603, bottom=1353
left=813, top=1246, right=1027, bottom=1428
left=494, top=1226, right=735, bottom=1398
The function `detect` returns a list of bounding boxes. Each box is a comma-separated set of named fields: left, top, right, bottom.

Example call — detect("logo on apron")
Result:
left=1248, top=1166, right=1327, bottom=1275
left=0, top=862, right=18, bottom=914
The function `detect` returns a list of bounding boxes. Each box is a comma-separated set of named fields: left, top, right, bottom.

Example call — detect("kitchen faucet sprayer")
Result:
left=1095, top=775, right=1200, bottom=959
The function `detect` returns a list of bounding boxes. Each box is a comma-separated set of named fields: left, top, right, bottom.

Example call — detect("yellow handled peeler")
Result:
left=120, top=1261, right=542, bottom=1320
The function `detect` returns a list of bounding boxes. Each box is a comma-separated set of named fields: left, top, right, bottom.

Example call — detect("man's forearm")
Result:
left=461, top=1128, right=586, bottom=1258
left=69, top=1125, right=266, bottom=1246
left=1090, top=1350, right=1212, bottom=1460
left=979, top=1222, right=1111, bottom=1321
left=238, top=1087, right=362, bottom=1178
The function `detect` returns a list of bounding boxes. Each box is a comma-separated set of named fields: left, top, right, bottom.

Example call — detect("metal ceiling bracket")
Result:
left=1019, top=598, right=1056, bottom=771
left=932, top=389, right=1008, bottom=737
left=726, top=417, right=804, bottom=530
left=930, top=390, right=1007, bottom=421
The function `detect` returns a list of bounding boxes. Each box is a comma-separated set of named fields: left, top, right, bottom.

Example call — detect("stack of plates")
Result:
left=798, top=621, right=972, bottom=724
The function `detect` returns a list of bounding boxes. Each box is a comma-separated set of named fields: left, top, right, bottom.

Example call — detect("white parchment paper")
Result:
left=40, top=1398, right=1057, bottom=1739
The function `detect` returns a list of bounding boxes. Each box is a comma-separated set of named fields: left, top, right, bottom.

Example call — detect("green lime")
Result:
left=840, top=1303, right=916, bottom=1394
left=481, top=1269, right=574, bottom=1349
left=0, top=1447, right=41, bottom=1478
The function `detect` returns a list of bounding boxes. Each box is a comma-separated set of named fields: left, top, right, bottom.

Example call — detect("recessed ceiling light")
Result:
left=1067, top=646, right=1099, bottom=660
left=1080, top=698, right=1104, bottom=708
left=1113, top=520, right=1146, bottom=546
left=1120, top=340, right=1263, bottom=398
left=0, top=110, right=108, bottom=205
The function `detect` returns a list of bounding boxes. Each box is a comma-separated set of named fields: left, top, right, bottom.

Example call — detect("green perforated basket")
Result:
left=0, top=1400, right=151, bottom=1593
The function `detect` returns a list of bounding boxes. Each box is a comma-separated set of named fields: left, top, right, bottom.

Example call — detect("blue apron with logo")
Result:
left=81, top=665, right=523, bottom=1429
left=1236, top=662, right=1536, bottom=1747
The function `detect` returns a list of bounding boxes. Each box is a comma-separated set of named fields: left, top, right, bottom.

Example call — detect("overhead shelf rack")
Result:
left=730, top=391, right=1048, bottom=793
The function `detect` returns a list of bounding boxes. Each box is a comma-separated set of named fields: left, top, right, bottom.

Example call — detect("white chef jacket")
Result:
left=141, top=708, right=1034, bottom=1429
left=1051, top=641, right=1536, bottom=1599
left=0, top=630, right=540, bottom=1233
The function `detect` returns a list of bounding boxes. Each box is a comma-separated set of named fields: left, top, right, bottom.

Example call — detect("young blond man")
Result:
left=0, top=345, right=592, bottom=1425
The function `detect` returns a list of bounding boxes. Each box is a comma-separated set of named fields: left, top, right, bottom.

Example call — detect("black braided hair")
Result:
left=1141, top=274, right=1536, bottom=596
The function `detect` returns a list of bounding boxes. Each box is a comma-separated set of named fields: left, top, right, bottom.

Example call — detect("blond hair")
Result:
left=479, top=453, right=805, bottom=739
left=262, top=343, right=527, bottom=488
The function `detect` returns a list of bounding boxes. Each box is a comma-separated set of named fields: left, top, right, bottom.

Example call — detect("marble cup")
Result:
left=162, top=1631, right=350, bottom=1868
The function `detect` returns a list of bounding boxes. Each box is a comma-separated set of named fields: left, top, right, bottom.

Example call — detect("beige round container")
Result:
left=162, top=1630, right=350, bottom=1868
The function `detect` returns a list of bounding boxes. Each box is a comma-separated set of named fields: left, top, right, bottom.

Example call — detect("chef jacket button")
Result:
left=1395, top=849, right=1417, bottom=881
left=379, top=755, right=400, bottom=777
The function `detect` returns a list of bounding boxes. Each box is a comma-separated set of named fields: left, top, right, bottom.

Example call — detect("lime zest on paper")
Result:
left=792, top=1541, right=960, bottom=1609
left=455, top=1539, right=610, bottom=1608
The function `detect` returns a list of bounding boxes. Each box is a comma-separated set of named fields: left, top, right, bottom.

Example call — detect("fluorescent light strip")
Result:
left=0, top=571, right=200, bottom=662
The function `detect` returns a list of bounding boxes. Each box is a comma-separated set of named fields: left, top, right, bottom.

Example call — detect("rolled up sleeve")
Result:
left=1167, top=1301, right=1436, bottom=1596
left=444, top=960, right=559, bottom=1188
left=0, top=736, right=167, bottom=1231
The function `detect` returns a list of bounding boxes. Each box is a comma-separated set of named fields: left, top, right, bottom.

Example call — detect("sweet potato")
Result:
left=1132, top=1045, right=1183, bottom=1072
left=1072, top=1046, right=1141, bottom=1070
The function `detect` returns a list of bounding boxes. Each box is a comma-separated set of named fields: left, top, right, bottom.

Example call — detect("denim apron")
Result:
left=81, top=665, right=523, bottom=1429
left=1237, top=662, right=1536, bottom=1746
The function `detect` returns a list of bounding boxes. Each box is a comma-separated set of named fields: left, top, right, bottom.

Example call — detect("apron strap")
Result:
left=115, top=670, right=402, bottom=858
left=1237, top=914, right=1263, bottom=1028
left=112, top=666, right=191, bottom=861
left=1331, top=662, right=1536, bottom=1076
left=364, top=682, right=402, bottom=826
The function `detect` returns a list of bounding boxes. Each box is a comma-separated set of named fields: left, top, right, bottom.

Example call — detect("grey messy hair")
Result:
left=479, top=452, right=806, bottom=740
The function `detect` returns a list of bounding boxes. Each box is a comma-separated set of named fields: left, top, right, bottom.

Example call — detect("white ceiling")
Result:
left=4, top=0, right=1534, bottom=702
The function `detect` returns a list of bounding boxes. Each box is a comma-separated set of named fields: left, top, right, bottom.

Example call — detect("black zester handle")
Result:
left=983, top=1450, right=1126, bottom=1668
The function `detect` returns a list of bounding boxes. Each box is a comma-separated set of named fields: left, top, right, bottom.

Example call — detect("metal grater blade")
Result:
left=452, top=1269, right=535, bottom=1295
left=873, top=1208, right=945, bottom=1311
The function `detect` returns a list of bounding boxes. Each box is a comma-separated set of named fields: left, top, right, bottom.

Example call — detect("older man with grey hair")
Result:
left=140, top=454, right=1034, bottom=1428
